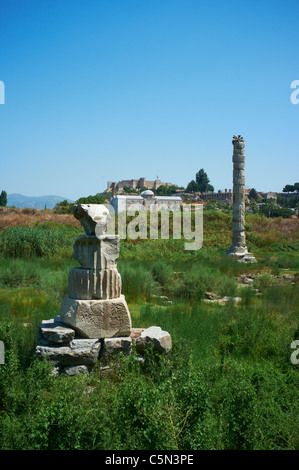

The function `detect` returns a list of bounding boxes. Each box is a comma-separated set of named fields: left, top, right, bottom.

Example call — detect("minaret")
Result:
left=226, top=135, right=256, bottom=263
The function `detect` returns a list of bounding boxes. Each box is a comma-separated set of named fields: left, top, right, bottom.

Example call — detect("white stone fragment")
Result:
left=73, top=204, right=111, bottom=236
left=135, top=326, right=172, bottom=354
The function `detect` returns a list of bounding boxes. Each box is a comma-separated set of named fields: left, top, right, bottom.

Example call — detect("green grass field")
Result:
left=0, top=210, right=298, bottom=450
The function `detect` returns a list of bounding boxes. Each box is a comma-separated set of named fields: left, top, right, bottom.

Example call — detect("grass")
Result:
left=0, top=209, right=298, bottom=450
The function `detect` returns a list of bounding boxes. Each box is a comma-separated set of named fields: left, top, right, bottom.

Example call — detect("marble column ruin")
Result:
left=35, top=203, right=172, bottom=375
left=226, top=135, right=256, bottom=263
left=60, top=204, right=132, bottom=338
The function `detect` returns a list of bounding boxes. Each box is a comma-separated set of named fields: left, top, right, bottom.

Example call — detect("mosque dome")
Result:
left=140, top=190, right=155, bottom=198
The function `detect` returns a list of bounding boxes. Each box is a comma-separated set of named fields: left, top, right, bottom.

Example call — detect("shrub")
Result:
left=151, top=261, right=173, bottom=287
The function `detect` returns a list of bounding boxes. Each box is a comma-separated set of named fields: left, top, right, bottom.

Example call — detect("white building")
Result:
left=110, top=190, right=182, bottom=212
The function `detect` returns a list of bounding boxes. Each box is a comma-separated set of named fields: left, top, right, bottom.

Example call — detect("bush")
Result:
left=151, top=260, right=173, bottom=287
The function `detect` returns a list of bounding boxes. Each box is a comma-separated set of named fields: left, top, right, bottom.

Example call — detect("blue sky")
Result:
left=0, top=0, right=298, bottom=201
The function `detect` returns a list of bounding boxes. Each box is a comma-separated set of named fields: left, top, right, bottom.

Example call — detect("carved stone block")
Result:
left=60, top=295, right=132, bottom=339
left=67, top=267, right=121, bottom=300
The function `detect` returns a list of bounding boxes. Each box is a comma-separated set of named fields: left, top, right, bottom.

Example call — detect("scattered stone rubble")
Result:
left=35, top=204, right=172, bottom=375
left=36, top=316, right=171, bottom=376
left=201, top=272, right=297, bottom=308
left=203, top=293, right=242, bottom=305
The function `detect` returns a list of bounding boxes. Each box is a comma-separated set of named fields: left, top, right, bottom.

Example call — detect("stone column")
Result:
left=226, top=135, right=256, bottom=263
left=60, top=204, right=132, bottom=338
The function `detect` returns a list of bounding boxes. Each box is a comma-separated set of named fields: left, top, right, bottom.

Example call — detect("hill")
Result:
left=7, top=193, right=74, bottom=210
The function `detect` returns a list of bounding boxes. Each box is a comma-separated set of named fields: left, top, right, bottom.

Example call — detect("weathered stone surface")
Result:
left=204, top=291, right=218, bottom=300
left=130, top=328, right=145, bottom=342
left=60, top=295, right=132, bottom=339
left=68, top=267, right=121, bottom=300
left=228, top=251, right=257, bottom=263
left=232, top=221, right=245, bottom=231
left=62, top=365, right=92, bottom=376
left=38, top=320, right=75, bottom=344
left=233, top=147, right=245, bottom=155
left=73, top=204, right=111, bottom=236
left=73, top=235, right=120, bottom=270
left=237, top=274, right=255, bottom=284
left=135, top=326, right=172, bottom=354
left=35, top=338, right=101, bottom=366
left=234, top=161, right=245, bottom=170
left=227, top=135, right=256, bottom=263
left=103, top=337, right=132, bottom=356
left=233, top=175, right=245, bottom=185
left=203, top=296, right=242, bottom=305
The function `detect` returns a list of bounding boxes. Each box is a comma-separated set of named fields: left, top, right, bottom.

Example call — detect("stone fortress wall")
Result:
left=107, top=177, right=175, bottom=192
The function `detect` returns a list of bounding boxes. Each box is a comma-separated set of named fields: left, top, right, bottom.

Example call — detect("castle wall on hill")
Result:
left=107, top=178, right=174, bottom=192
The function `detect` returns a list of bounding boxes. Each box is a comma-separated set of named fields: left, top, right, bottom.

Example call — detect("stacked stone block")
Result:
left=36, top=316, right=101, bottom=376
left=226, top=135, right=256, bottom=263
left=60, top=206, right=132, bottom=339
left=35, top=204, right=172, bottom=375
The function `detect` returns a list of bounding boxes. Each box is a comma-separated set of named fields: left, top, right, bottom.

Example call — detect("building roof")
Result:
left=140, top=190, right=155, bottom=197
left=156, top=196, right=182, bottom=201
left=110, top=194, right=182, bottom=202
left=111, top=195, right=142, bottom=199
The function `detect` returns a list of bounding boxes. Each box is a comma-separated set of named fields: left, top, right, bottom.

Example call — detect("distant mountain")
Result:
left=7, top=193, right=74, bottom=210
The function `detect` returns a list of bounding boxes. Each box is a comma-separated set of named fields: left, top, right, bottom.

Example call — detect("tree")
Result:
left=282, top=182, right=299, bottom=193
left=54, top=199, right=73, bottom=214
left=258, top=198, right=294, bottom=218
left=283, top=184, right=295, bottom=193
left=195, top=169, right=214, bottom=193
left=0, top=190, right=7, bottom=206
left=248, top=188, right=259, bottom=201
left=122, top=186, right=138, bottom=194
left=156, top=184, right=179, bottom=196
left=250, top=200, right=258, bottom=213
left=277, top=193, right=299, bottom=209
left=75, top=194, right=105, bottom=204
left=186, top=180, right=200, bottom=193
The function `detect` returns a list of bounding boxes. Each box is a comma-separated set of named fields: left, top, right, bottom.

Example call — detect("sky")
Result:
left=0, top=0, right=298, bottom=201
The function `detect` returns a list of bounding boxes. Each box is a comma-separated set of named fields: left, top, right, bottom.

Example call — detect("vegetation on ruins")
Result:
left=122, top=186, right=139, bottom=194
left=0, top=207, right=298, bottom=450
left=155, top=184, right=183, bottom=196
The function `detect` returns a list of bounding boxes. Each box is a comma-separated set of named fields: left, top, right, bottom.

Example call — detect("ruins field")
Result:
left=0, top=206, right=298, bottom=450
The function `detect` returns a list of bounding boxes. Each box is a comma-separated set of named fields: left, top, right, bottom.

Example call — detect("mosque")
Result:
left=109, top=189, right=182, bottom=212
